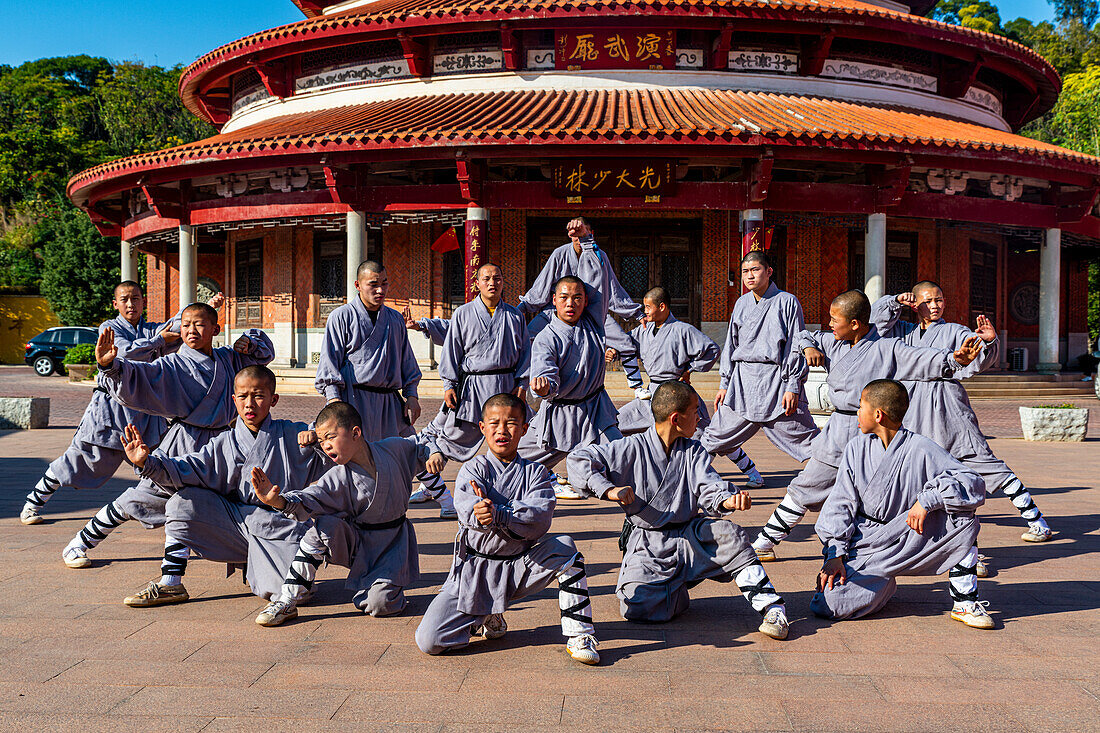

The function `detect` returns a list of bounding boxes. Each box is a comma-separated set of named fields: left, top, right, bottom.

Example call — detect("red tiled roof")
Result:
left=68, top=88, right=1099, bottom=199
left=179, top=0, right=1058, bottom=117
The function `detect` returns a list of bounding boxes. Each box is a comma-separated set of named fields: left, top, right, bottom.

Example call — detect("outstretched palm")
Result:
left=95, top=328, right=118, bottom=368
left=251, top=467, right=282, bottom=507
left=122, top=424, right=150, bottom=467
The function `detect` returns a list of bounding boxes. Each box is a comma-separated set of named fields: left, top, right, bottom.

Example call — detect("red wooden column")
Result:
left=464, top=204, right=487, bottom=302
left=740, top=208, right=765, bottom=294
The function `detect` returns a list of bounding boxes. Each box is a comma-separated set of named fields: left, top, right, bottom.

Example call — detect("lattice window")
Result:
left=444, top=249, right=465, bottom=312
left=436, top=31, right=499, bottom=50
left=235, top=239, right=263, bottom=327
left=661, top=254, right=690, bottom=301
left=299, top=41, right=403, bottom=74
left=619, top=255, right=650, bottom=300
left=969, top=241, right=998, bottom=324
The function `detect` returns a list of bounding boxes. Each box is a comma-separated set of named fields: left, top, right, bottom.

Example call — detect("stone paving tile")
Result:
left=0, top=371, right=1097, bottom=730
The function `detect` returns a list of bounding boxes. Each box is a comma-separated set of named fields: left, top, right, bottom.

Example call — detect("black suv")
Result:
left=24, top=326, right=98, bottom=376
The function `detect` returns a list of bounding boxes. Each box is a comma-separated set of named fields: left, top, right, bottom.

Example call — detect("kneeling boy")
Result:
left=568, top=382, right=790, bottom=640
left=251, top=401, right=444, bottom=625
left=811, top=379, right=993, bottom=629
left=415, top=393, right=600, bottom=665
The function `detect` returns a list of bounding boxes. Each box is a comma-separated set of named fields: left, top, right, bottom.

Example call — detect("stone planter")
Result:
left=67, top=364, right=93, bottom=382
left=0, top=397, right=50, bottom=429
left=1019, top=406, right=1089, bottom=442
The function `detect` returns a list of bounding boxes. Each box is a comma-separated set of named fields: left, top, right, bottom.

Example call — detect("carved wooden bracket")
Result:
left=398, top=32, right=430, bottom=77
left=799, top=29, right=835, bottom=77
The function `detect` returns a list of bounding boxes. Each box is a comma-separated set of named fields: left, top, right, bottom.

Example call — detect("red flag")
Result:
left=431, top=226, right=460, bottom=253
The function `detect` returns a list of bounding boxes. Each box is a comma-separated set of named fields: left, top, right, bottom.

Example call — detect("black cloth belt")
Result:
left=834, top=408, right=857, bottom=416
left=619, top=515, right=695, bottom=553
left=169, top=417, right=230, bottom=432
left=93, top=386, right=109, bottom=395
left=463, top=543, right=526, bottom=561
left=464, top=367, right=515, bottom=377
left=355, top=514, right=407, bottom=531
left=353, top=384, right=401, bottom=395
left=856, top=508, right=888, bottom=525
left=550, top=386, right=606, bottom=406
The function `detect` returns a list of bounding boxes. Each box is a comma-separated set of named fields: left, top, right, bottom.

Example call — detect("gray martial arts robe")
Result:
left=416, top=453, right=581, bottom=653
left=701, top=283, right=819, bottom=461
left=871, top=296, right=1010, bottom=487
left=518, top=236, right=641, bottom=381
left=315, top=298, right=421, bottom=441
left=422, top=299, right=530, bottom=462
left=416, top=317, right=449, bottom=346
left=568, top=428, right=758, bottom=622
left=787, top=326, right=966, bottom=509
left=617, top=313, right=719, bottom=436
left=48, top=312, right=182, bottom=489
left=517, top=310, right=621, bottom=468
left=97, top=330, right=274, bottom=526
left=810, top=429, right=985, bottom=620
left=141, top=416, right=331, bottom=598
left=280, top=435, right=436, bottom=611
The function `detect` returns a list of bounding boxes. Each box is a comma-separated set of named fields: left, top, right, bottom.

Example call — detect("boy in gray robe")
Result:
left=568, top=382, right=790, bottom=640
left=410, top=264, right=530, bottom=518
left=701, top=252, right=820, bottom=489
left=518, top=217, right=645, bottom=397
left=250, top=401, right=445, bottom=626
left=872, top=283, right=1052, bottom=559
left=121, top=365, right=332, bottom=602
left=518, top=276, right=623, bottom=497
left=66, top=303, right=272, bottom=608
left=416, top=393, right=600, bottom=665
left=315, top=260, right=422, bottom=441
left=19, top=282, right=215, bottom=524
left=751, top=290, right=984, bottom=562
left=811, top=379, right=994, bottom=629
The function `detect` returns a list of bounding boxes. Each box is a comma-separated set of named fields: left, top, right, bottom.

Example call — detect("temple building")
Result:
left=67, top=0, right=1099, bottom=372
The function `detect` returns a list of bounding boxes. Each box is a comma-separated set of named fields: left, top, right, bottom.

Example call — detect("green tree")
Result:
left=39, top=204, right=118, bottom=325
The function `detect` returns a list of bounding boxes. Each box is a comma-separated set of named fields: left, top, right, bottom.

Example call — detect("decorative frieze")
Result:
left=526, top=49, right=555, bottom=70
left=728, top=50, right=799, bottom=74
left=963, top=86, right=1003, bottom=116
left=232, top=85, right=271, bottom=113
left=433, top=49, right=504, bottom=75
left=295, top=58, right=411, bottom=92
left=676, top=49, right=705, bottom=70
left=820, top=60, right=938, bottom=93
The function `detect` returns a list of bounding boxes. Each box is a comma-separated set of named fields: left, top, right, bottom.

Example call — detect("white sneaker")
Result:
left=745, top=470, right=765, bottom=490
left=951, top=600, right=995, bottom=629
left=256, top=600, right=298, bottom=627
left=1022, top=523, right=1052, bottom=543
left=472, top=613, right=507, bottom=639
left=20, top=504, right=43, bottom=525
left=758, top=606, right=790, bottom=640
left=62, top=545, right=91, bottom=569
left=566, top=634, right=600, bottom=665
left=976, top=555, right=990, bottom=578
left=554, top=482, right=585, bottom=501
left=634, top=387, right=652, bottom=400
left=409, top=483, right=444, bottom=504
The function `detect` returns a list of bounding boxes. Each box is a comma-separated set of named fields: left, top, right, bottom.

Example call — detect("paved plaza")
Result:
left=0, top=366, right=1097, bottom=731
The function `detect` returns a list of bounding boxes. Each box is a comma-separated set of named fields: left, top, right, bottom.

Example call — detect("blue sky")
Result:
left=1, top=0, right=1059, bottom=69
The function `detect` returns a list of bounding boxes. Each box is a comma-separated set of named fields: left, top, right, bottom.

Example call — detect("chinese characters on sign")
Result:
left=555, top=30, right=675, bottom=70
left=551, top=161, right=676, bottom=198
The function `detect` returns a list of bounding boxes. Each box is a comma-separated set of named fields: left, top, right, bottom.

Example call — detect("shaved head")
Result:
left=831, top=290, right=871, bottom=324
left=356, top=260, right=384, bottom=279
left=912, top=280, right=942, bottom=297
left=862, top=379, right=909, bottom=423
left=182, top=302, right=218, bottom=325
left=651, top=381, right=696, bottom=424
left=644, top=286, right=669, bottom=307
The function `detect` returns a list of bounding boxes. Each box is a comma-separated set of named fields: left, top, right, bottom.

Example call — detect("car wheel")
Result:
left=33, top=355, right=56, bottom=376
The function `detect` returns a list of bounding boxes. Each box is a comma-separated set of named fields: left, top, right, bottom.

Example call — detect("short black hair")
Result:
left=651, top=381, right=697, bottom=423
left=182, top=302, right=219, bottom=324
left=832, top=290, right=871, bottom=324
left=912, top=280, right=942, bottom=297
left=356, top=260, right=384, bottom=279
left=862, top=379, right=909, bottom=423
left=481, top=392, right=526, bottom=420
left=740, top=250, right=772, bottom=269
left=315, top=401, right=363, bottom=431
left=553, top=275, right=585, bottom=294
left=644, top=286, right=669, bottom=307
left=234, top=364, right=276, bottom=394
left=114, top=281, right=142, bottom=298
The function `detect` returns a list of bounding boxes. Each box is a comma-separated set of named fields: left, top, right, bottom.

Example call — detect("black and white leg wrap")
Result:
left=77, top=501, right=129, bottom=549
left=558, top=554, right=594, bottom=636
left=26, top=472, right=61, bottom=508
left=735, top=560, right=784, bottom=615
left=949, top=546, right=980, bottom=603
left=729, top=447, right=756, bottom=474
left=998, top=476, right=1041, bottom=522
left=160, top=541, right=190, bottom=577
left=759, top=497, right=807, bottom=546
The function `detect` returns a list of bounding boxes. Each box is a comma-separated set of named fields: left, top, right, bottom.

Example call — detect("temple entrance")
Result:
left=526, top=216, right=702, bottom=325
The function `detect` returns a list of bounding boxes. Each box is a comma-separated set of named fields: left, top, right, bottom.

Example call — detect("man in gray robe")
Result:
left=66, top=302, right=272, bottom=607
left=315, top=260, right=422, bottom=441
left=518, top=276, right=622, bottom=498
left=251, top=401, right=444, bottom=626
left=410, top=263, right=530, bottom=518
left=122, top=365, right=332, bottom=601
left=416, top=393, right=600, bottom=665
left=568, top=382, right=790, bottom=640
left=751, top=290, right=984, bottom=561
left=518, top=217, right=645, bottom=396
left=811, top=379, right=994, bottom=629
left=701, top=252, right=819, bottom=489
left=872, top=283, right=1052, bottom=556
left=19, top=281, right=216, bottom=524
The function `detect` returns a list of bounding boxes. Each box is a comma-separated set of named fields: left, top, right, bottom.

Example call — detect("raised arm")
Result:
left=565, top=442, right=620, bottom=500
left=97, top=350, right=191, bottom=419
left=603, top=254, right=644, bottom=321
left=915, top=463, right=986, bottom=514
left=685, top=327, right=720, bottom=374
left=418, top=318, right=450, bottom=346
left=517, top=250, right=563, bottom=316
left=230, top=329, right=275, bottom=368
left=140, top=438, right=237, bottom=494
left=889, top=340, right=963, bottom=383
left=870, top=294, right=906, bottom=338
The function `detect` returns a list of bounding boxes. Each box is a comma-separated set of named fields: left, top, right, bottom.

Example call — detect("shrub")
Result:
left=62, top=343, right=97, bottom=379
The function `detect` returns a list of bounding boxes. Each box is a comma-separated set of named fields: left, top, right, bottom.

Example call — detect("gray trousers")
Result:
left=48, top=441, right=126, bottom=490
left=518, top=425, right=623, bottom=473
left=701, top=405, right=819, bottom=463
left=783, top=458, right=839, bottom=512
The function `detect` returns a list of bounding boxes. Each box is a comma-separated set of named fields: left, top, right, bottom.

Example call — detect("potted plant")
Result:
left=1019, top=403, right=1090, bottom=442
left=63, top=343, right=98, bottom=382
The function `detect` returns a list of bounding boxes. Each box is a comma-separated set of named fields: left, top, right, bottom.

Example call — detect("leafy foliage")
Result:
left=62, top=343, right=96, bottom=365
left=39, top=206, right=118, bottom=326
